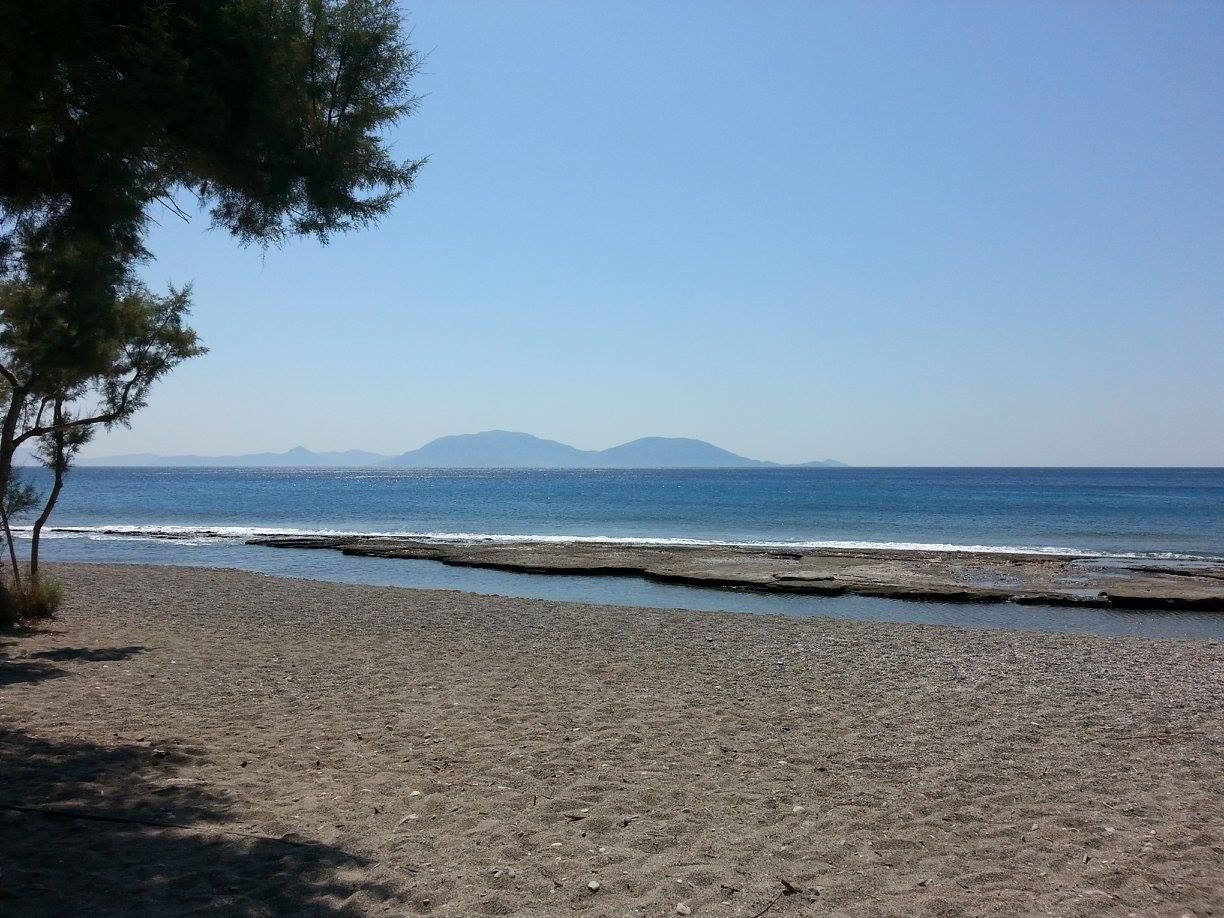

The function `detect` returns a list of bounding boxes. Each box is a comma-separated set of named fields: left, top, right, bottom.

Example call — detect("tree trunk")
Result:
left=30, top=418, right=67, bottom=584
left=0, top=384, right=28, bottom=508
left=29, top=467, right=63, bottom=583
left=0, top=384, right=29, bottom=590
left=0, top=503, right=20, bottom=588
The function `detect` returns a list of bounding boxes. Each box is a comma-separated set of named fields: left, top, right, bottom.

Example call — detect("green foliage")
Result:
left=0, top=0, right=422, bottom=373
left=0, top=575, right=64, bottom=627
left=0, top=279, right=206, bottom=429
left=0, top=1, right=419, bottom=598
left=4, top=474, right=38, bottom=519
left=0, top=278, right=206, bottom=587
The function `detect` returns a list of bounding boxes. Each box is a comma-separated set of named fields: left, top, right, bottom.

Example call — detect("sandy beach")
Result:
left=2, top=564, right=1221, bottom=917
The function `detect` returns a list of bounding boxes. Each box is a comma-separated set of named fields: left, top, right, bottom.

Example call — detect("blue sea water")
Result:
left=15, top=466, right=1224, bottom=638
left=21, top=466, right=1224, bottom=555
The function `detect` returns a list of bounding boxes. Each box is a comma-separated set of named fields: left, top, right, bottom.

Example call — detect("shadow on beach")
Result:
left=0, top=637, right=71, bottom=687
left=0, top=644, right=395, bottom=917
left=27, top=644, right=149, bottom=663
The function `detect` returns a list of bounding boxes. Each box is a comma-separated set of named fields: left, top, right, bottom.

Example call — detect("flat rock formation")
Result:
left=248, top=536, right=1224, bottom=611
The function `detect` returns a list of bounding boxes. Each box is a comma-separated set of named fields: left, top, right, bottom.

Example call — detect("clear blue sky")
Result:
left=99, top=0, right=1222, bottom=466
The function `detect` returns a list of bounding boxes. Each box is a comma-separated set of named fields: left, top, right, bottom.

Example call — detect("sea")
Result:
left=14, top=466, right=1224, bottom=640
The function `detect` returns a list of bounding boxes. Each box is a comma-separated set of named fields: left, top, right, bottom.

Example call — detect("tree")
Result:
left=0, top=475, right=38, bottom=587
left=0, top=0, right=422, bottom=483
left=0, top=280, right=204, bottom=606
left=0, top=0, right=424, bottom=312
left=28, top=402, right=93, bottom=583
left=0, top=0, right=423, bottom=612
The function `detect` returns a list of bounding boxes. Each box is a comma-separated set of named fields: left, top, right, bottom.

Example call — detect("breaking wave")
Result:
left=13, top=523, right=1217, bottom=561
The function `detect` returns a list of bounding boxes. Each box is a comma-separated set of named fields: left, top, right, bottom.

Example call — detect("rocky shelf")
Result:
left=247, top=536, right=1224, bottom=612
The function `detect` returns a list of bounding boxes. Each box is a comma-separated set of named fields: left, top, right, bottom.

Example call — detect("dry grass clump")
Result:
left=0, top=577, right=64, bottom=628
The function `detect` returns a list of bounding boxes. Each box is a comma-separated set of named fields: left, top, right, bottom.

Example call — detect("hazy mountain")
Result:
left=69, top=431, right=846, bottom=468
left=386, top=430, right=590, bottom=468
left=594, top=437, right=773, bottom=468
left=798, top=458, right=848, bottom=468
left=385, top=432, right=777, bottom=468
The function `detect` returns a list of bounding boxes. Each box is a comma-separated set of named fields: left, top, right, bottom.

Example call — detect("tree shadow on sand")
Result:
left=27, top=645, right=147, bottom=663
left=0, top=651, right=404, bottom=916
left=0, top=639, right=69, bottom=687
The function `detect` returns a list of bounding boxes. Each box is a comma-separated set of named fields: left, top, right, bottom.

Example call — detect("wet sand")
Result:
left=1, top=564, right=1221, bottom=916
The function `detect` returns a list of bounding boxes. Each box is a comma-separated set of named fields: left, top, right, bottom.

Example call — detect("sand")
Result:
left=1, top=564, right=1221, bottom=917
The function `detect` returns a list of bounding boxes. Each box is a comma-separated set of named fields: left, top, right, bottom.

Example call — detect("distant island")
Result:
left=64, top=430, right=848, bottom=469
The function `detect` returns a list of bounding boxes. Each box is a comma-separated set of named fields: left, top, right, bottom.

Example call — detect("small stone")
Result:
left=792, top=805, right=806, bottom=815
left=676, top=904, right=692, bottom=915
left=588, top=881, right=601, bottom=893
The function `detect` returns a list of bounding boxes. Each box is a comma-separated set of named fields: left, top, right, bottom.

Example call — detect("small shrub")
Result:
left=0, top=577, right=65, bottom=627
left=0, top=588, right=17, bottom=629
left=21, top=577, right=64, bottom=620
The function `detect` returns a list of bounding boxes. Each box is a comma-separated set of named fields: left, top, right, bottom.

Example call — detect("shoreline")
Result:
left=249, top=535, right=1224, bottom=612
left=41, top=524, right=1222, bottom=560
left=2, top=564, right=1221, bottom=915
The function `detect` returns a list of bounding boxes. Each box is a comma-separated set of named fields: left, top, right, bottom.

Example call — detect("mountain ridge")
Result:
left=62, top=431, right=847, bottom=469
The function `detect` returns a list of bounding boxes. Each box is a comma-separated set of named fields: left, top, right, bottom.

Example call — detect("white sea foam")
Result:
left=15, top=523, right=1216, bottom=561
